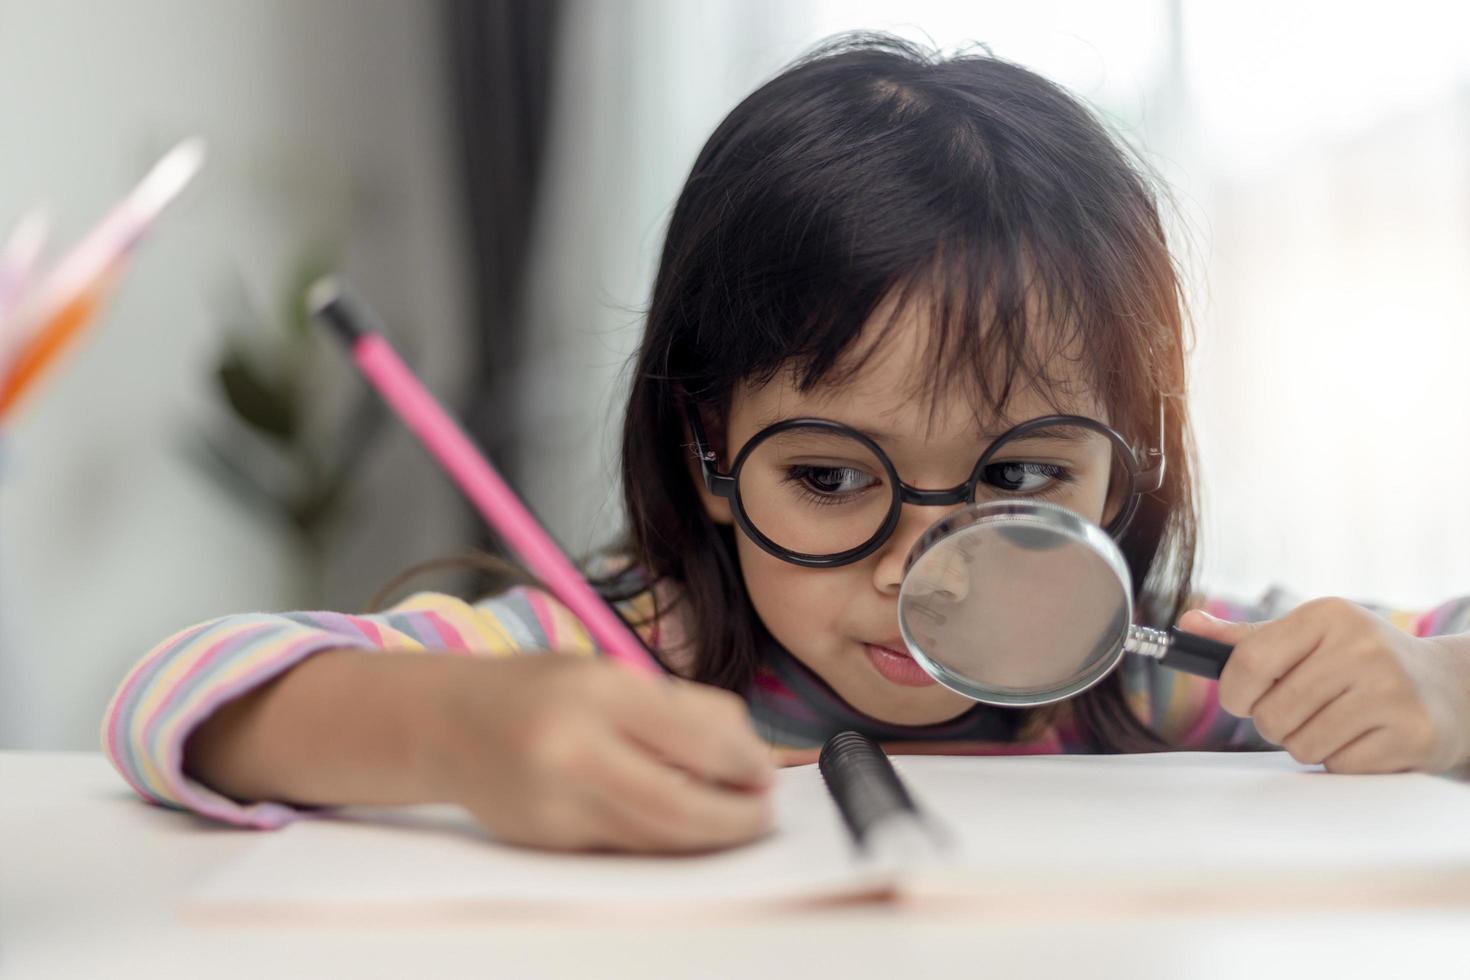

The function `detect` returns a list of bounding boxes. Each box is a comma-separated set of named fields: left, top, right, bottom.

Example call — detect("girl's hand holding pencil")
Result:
left=418, top=654, right=775, bottom=852
left=184, top=647, right=776, bottom=853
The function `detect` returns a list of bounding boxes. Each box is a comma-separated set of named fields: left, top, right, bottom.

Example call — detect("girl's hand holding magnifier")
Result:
left=1180, top=600, right=1470, bottom=774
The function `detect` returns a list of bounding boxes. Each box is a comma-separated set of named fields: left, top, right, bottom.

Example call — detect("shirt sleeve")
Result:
left=1410, top=595, right=1470, bottom=638
left=1138, top=591, right=1470, bottom=750
left=99, top=587, right=593, bottom=829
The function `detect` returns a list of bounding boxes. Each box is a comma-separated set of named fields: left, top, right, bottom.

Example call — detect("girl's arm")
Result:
left=100, top=588, right=595, bottom=829
left=181, top=648, right=469, bottom=811
left=103, top=586, right=773, bottom=852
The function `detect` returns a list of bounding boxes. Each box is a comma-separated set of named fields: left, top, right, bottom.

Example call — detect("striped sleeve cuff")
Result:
left=470, top=585, right=597, bottom=656
left=1416, top=596, right=1470, bottom=637
left=99, top=591, right=541, bottom=830
left=100, top=613, right=399, bottom=829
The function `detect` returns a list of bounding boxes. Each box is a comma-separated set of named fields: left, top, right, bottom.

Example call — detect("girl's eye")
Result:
left=787, top=464, right=878, bottom=497
left=980, top=460, right=1070, bottom=495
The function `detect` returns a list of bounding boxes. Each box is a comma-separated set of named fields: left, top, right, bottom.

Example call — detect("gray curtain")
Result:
left=444, top=0, right=563, bottom=477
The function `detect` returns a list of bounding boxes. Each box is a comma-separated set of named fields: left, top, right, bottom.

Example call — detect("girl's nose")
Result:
left=871, top=503, right=969, bottom=597
left=902, top=539, right=972, bottom=604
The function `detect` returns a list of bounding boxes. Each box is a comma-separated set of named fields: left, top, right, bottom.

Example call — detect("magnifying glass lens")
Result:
left=898, top=506, right=1132, bottom=705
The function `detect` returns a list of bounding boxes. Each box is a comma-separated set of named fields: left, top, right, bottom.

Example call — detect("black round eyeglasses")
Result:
left=687, top=401, right=1165, bottom=569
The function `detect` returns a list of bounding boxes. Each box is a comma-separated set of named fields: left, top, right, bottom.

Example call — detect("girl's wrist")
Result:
left=1427, top=634, right=1470, bottom=769
left=401, top=654, right=498, bottom=807
left=203, top=648, right=466, bottom=809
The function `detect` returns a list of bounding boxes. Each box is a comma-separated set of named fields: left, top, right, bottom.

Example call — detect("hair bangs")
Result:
left=783, top=220, right=1144, bottom=441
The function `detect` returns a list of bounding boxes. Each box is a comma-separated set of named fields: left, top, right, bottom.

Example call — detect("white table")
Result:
left=4, top=751, right=1468, bottom=980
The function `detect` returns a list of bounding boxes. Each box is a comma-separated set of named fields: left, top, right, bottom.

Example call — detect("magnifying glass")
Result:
left=897, top=500, right=1233, bottom=706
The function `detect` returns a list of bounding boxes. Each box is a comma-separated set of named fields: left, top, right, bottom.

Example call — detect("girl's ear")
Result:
left=684, top=410, right=734, bottom=527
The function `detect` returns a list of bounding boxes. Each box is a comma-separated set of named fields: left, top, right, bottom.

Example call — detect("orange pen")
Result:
left=0, top=139, right=203, bottom=424
left=0, top=269, right=117, bottom=419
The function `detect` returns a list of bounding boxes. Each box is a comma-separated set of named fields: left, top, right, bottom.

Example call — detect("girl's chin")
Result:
left=785, top=645, right=975, bottom=726
left=857, top=697, right=975, bottom=727
left=827, top=673, right=976, bottom=726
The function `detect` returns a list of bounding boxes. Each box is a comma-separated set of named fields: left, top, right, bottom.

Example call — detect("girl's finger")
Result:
left=515, top=746, right=684, bottom=854
left=1215, top=614, right=1328, bottom=717
left=612, top=678, right=775, bottom=791
left=774, top=746, right=821, bottom=767
left=578, top=784, right=676, bottom=853
left=588, top=735, right=774, bottom=852
left=1280, top=687, right=1381, bottom=767
left=1176, top=609, right=1258, bottom=646
left=553, top=787, right=686, bottom=854
left=1247, top=643, right=1353, bottom=746
left=1322, top=726, right=1413, bottom=774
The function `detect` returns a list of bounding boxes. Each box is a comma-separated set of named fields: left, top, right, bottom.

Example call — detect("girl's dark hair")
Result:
left=618, top=34, right=1197, bottom=752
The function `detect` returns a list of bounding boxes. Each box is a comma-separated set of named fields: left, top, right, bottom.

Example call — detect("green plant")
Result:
left=187, top=249, right=386, bottom=607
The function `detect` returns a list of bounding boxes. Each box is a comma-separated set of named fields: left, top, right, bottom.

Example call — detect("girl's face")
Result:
left=696, top=305, right=1115, bottom=725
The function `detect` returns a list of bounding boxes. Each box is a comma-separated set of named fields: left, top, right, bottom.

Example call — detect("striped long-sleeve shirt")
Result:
left=101, top=584, right=1470, bottom=829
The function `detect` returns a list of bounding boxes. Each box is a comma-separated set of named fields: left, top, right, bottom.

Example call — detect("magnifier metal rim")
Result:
left=897, top=500, right=1135, bottom=707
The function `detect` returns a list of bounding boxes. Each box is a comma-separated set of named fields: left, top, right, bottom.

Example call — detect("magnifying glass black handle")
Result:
left=1157, top=628, right=1234, bottom=680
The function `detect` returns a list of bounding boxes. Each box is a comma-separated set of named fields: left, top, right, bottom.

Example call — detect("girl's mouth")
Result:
left=862, top=643, right=936, bottom=687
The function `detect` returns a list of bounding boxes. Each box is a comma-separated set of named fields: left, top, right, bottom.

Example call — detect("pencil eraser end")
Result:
left=305, top=276, right=342, bottom=318
left=306, top=276, right=363, bottom=345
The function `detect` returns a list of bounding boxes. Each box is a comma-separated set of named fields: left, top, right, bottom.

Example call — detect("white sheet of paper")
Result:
left=189, top=751, right=1470, bottom=922
left=895, top=752, right=1470, bottom=901
left=190, top=756, right=886, bottom=922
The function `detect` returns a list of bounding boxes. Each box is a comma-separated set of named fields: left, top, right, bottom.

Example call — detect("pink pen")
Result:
left=307, top=277, right=663, bottom=676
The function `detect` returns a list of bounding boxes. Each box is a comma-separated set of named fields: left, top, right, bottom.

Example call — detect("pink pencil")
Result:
left=307, top=278, right=663, bottom=676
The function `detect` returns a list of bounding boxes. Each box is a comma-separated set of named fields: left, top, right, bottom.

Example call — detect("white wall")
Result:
left=0, top=0, right=469, bottom=748
left=1181, top=3, right=1470, bottom=607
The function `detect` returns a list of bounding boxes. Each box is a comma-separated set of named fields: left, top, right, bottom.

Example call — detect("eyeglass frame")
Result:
left=686, top=399, right=1166, bottom=569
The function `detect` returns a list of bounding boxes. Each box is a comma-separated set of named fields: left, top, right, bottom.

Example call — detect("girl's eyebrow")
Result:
left=997, top=426, right=1097, bottom=445
left=753, top=412, right=919, bottom=443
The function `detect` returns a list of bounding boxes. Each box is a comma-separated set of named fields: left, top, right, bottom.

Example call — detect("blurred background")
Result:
left=1, top=0, right=1467, bottom=749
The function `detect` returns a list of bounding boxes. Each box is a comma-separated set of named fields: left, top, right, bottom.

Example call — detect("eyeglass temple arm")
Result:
left=686, top=410, right=737, bottom=499
left=1132, top=397, right=1168, bottom=494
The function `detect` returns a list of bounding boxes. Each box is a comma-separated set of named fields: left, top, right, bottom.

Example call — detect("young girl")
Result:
left=103, top=35, right=1470, bottom=854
